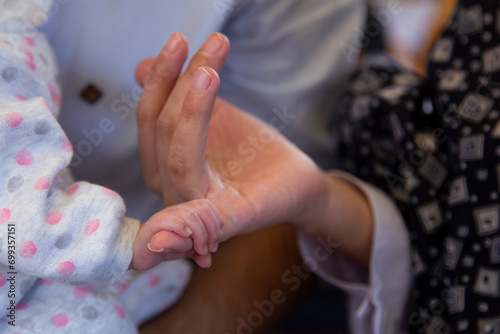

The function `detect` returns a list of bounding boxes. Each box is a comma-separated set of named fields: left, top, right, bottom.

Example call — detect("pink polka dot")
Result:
left=56, top=261, right=75, bottom=277
left=4, top=112, right=23, bottom=127
left=0, top=209, right=11, bottom=225
left=37, top=278, right=53, bottom=286
left=41, top=99, right=49, bottom=110
left=0, top=273, right=6, bottom=287
left=46, top=211, right=62, bottom=225
left=24, top=48, right=34, bottom=62
left=117, top=282, right=129, bottom=294
left=33, top=176, right=50, bottom=190
left=66, top=185, right=79, bottom=196
left=102, top=188, right=118, bottom=197
left=16, top=302, right=28, bottom=311
left=25, top=59, right=36, bottom=72
left=84, top=219, right=99, bottom=235
left=50, top=314, right=69, bottom=328
left=15, top=95, right=26, bottom=101
left=15, top=150, right=33, bottom=166
left=19, top=241, right=37, bottom=259
left=62, top=138, right=73, bottom=152
left=148, top=274, right=161, bottom=288
left=114, top=305, right=126, bottom=319
left=23, top=37, right=35, bottom=46
left=48, top=83, right=61, bottom=107
left=73, top=287, right=89, bottom=299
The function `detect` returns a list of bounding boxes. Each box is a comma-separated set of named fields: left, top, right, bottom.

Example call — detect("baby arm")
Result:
left=0, top=0, right=139, bottom=288
left=132, top=199, right=224, bottom=269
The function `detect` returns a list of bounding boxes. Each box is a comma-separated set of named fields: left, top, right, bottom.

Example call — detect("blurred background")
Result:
left=274, top=1, right=455, bottom=333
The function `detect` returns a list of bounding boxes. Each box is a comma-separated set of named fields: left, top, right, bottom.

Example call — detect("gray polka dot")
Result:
left=73, top=281, right=88, bottom=286
left=55, top=233, right=73, bottom=249
left=34, top=120, right=51, bottom=135
left=96, top=290, right=113, bottom=303
left=112, top=205, right=125, bottom=221
left=38, top=53, right=49, bottom=66
left=81, top=306, right=99, bottom=320
left=19, top=280, right=33, bottom=295
left=18, top=319, right=34, bottom=329
left=166, top=284, right=177, bottom=293
left=91, top=263, right=108, bottom=277
left=1, top=67, right=18, bottom=82
left=7, top=176, right=24, bottom=193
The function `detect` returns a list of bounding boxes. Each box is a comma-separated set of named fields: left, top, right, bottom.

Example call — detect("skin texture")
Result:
left=135, top=32, right=374, bottom=332
left=132, top=198, right=224, bottom=270
left=139, top=224, right=318, bottom=334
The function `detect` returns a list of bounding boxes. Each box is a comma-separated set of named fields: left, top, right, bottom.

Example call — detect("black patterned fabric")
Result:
left=337, top=1, right=500, bottom=333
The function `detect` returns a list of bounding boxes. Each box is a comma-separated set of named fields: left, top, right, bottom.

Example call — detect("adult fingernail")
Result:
left=163, top=33, right=180, bottom=56
left=147, top=243, right=165, bottom=253
left=192, top=68, right=212, bottom=92
left=200, top=33, right=223, bottom=56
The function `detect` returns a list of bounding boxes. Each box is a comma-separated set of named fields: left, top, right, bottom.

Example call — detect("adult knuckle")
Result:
left=156, top=116, right=174, bottom=138
left=182, top=101, right=200, bottom=120
left=168, top=150, right=189, bottom=177
left=150, top=62, right=172, bottom=80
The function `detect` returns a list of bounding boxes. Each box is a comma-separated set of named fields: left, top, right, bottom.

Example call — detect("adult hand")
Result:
left=135, top=33, right=330, bottom=239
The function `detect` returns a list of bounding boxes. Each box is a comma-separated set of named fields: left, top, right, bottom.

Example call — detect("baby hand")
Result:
left=131, top=199, right=223, bottom=270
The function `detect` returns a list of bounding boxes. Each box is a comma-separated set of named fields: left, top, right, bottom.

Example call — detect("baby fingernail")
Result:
left=184, top=226, right=193, bottom=236
left=147, top=243, right=165, bottom=253
left=191, top=68, right=212, bottom=92
left=211, top=242, right=219, bottom=253
left=203, top=245, right=209, bottom=255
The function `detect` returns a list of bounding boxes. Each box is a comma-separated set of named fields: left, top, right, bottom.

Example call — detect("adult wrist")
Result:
left=292, top=171, right=374, bottom=267
left=290, top=169, right=336, bottom=236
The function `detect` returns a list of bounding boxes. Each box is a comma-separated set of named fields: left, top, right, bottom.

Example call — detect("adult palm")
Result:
left=135, top=33, right=328, bottom=240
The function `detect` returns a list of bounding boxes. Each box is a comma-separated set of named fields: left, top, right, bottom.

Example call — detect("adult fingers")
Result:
left=167, top=67, right=220, bottom=201
left=157, top=33, right=229, bottom=201
left=158, top=33, right=229, bottom=133
left=134, top=58, right=155, bottom=87
left=136, top=33, right=188, bottom=194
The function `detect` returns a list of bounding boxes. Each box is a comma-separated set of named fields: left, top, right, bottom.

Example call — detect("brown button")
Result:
left=80, top=84, right=103, bottom=104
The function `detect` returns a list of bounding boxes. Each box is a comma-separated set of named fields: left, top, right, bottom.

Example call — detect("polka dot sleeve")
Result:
left=0, top=2, right=140, bottom=286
